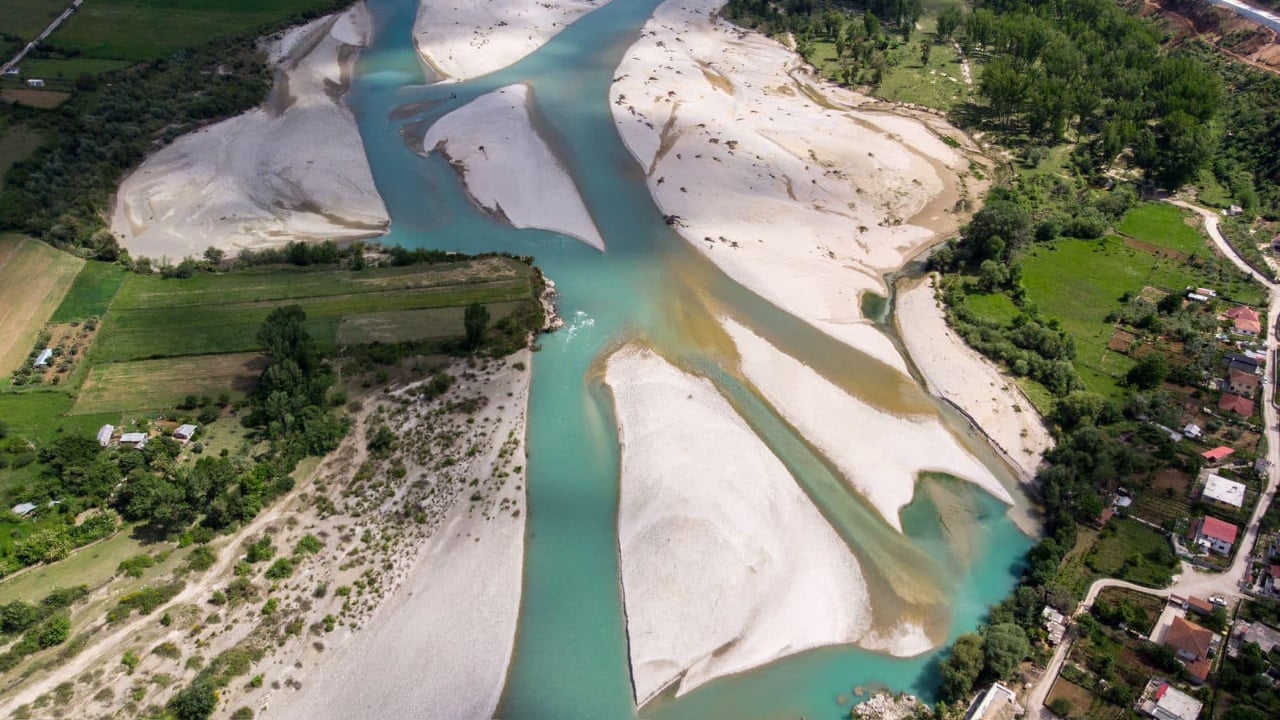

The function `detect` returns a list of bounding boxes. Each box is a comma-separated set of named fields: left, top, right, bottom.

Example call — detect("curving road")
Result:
left=1023, top=199, right=1280, bottom=719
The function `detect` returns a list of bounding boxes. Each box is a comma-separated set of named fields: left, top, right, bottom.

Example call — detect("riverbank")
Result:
left=413, top=0, right=612, bottom=82
left=420, top=83, right=605, bottom=250
left=605, top=345, right=871, bottom=705
left=111, top=3, right=389, bottom=261
left=895, top=276, right=1052, bottom=482
left=609, top=0, right=982, bottom=373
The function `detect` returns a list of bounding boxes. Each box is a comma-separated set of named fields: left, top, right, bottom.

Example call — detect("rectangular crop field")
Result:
left=72, top=352, right=266, bottom=415
left=49, top=261, right=127, bottom=322
left=0, top=235, right=84, bottom=377
left=48, top=0, right=349, bottom=61
left=95, top=258, right=538, bottom=361
left=335, top=301, right=530, bottom=345
left=1116, top=203, right=1208, bottom=256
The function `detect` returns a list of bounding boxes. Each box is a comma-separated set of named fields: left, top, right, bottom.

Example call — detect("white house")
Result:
left=25, top=78, right=44, bottom=88
left=173, top=424, right=198, bottom=441
left=97, top=424, right=114, bottom=447
left=120, top=432, right=148, bottom=449
left=1202, top=474, right=1246, bottom=510
left=1140, top=679, right=1202, bottom=720
left=964, top=683, right=1022, bottom=720
left=10, top=502, right=37, bottom=518
left=1192, top=516, right=1239, bottom=555
left=2, top=66, right=19, bottom=76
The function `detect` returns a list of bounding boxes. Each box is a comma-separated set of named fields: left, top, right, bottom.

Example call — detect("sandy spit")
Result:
left=421, top=83, right=605, bottom=250
left=605, top=345, right=871, bottom=705
left=413, top=0, right=612, bottom=82
left=723, top=318, right=1013, bottom=533
left=610, top=0, right=977, bottom=372
left=111, top=3, right=389, bottom=261
left=896, top=276, right=1052, bottom=481
left=266, top=353, right=531, bottom=720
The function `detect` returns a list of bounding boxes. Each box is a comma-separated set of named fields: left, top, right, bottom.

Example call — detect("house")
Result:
left=1202, top=474, right=1246, bottom=510
left=34, top=348, right=53, bottom=367
left=1042, top=606, right=1068, bottom=646
left=1, top=66, right=18, bottom=76
left=96, top=424, right=114, bottom=447
left=1234, top=619, right=1280, bottom=655
left=10, top=502, right=37, bottom=518
left=1184, top=596, right=1215, bottom=617
left=1226, top=306, right=1261, bottom=336
left=963, top=683, right=1022, bottom=720
left=1225, top=205, right=1244, bottom=217
left=1226, top=369, right=1260, bottom=396
left=1225, top=352, right=1261, bottom=370
left=1165, top=616, right=1219, bottom=683
left=119, top=432, right=148, bottom=449
left=1219, top=392, right=1255, bottom=416
left=25, top=78, right=44, bottom=88
left=1187, top=292, right=1210, bottom=303
left=1192, top=516, right=1239, bottom=555
left=1200, top=447, right=1234, bottom=465
left=1195, top=288, right=1218, bottom=298
left=1140, top=678, right=1203, bottom=720
left=1184, top=423, right=1203, bottom=439
left=1227, top=359, right=1261, bottom=377
left=173, top=424, right=198, bottom=441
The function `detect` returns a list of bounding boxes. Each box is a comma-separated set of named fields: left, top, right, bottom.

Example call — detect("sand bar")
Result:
left=896, top=276, right=1052, bottom=481
left=112, top=3, right=388, bottom=261
left=413, top=0, right=612, bottom=81
left=610, top=0, right=978, bottom=372
left=422, top=83, right=605, bottom=250
left=723, top=318, right=1012, bottom=533
left=606, top=345, right=871, bottom=705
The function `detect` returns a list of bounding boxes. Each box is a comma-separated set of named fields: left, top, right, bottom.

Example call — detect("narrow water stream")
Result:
left=347, top=2, right=1035, bottom=718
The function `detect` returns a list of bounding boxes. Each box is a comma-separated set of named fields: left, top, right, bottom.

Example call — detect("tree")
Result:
left=203, top=246, right=226, bottom=265
left=978, top=59, right=1026, bottom=124
left=940, top=632, right=984, bottom=702
left=170, top=679, right=218, bottom=720
left=937, top=3, right=963, bottom=40
left=464, top=302, right=490, bottom=351
left=983, top=623, right=1029, bottom=679
left=920, top=39, right=932, bottom=67
left=1126, top=353, right=1168, bottom=390
left=257, top=305, right=313, bottom=371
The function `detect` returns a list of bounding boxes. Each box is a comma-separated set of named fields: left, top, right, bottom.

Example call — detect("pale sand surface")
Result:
left=606, top=345, right=871, bottom=705
left=413, top=0, right=611, bottom=82
left=896, top=276, right=1052, bottom=481
left=611, top=0, right=977, bottom=372
left=421, top=83, right=605, bottom=249
left=267, top=354, right=530, bottom=720
left=111, top=3, right=388, bottom=261
left=723, top=318, right=1012, bottom=534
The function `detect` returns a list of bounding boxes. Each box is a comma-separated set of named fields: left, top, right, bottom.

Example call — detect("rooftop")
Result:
left=1219, top=392, right=1255, bottom=416
left=1197, top=516, right=1240, bottom=544
left=1226, top=306, right=1260, bottom=322
left=1201, top=447, right=1233, bottom=462
left=1166, top=616, right=1215, bottom=660
left=1202, top=474, right=1246, bottom=509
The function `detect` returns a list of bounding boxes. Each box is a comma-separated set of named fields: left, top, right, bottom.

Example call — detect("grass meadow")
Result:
left=0, top=235, right=84, bottom=378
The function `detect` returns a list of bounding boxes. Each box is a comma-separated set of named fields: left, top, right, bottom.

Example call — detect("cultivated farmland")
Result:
left=0, top=235, right=84, bottom=377
left=94, top=257, right=540, bottom=362
left=73, top=352, right=268, bottom=415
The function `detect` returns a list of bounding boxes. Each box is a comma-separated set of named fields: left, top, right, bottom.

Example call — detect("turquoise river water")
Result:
left=347, top=1, right=1036, bottom=718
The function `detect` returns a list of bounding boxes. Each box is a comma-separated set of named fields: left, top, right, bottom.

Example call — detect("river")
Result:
left=346, top=1, right=1035, bottom=718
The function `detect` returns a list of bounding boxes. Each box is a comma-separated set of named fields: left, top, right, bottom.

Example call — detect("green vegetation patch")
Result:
left=1115, top=203, right=1209, bottom=256
left=1085, top=518, right=1177, bottom=588
left=72, top=352, right=264, bottom=415
left=0, top=124, right=43, bottom=190
left=0, top=0, right=68, bottom=43
left=95, top=261, right=538, bottom=362
left=963, top=291, right=1020, bottom=326
left=49, top=0, right=349, bottom=61
left=49, top=261, right=127, bottom=322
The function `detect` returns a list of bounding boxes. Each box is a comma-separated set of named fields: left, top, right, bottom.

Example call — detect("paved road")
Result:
left=0, top=0, right=85, bottom=76
left=1023, top=200, right=1280, bottom=719
left=1207, top=0, right=1280, bottom=34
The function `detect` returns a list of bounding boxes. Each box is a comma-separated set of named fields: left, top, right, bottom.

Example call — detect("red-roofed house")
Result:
left=1165, top=616, right=1220, bottom=684
left=1192, top=516, right=1239, bottom=555
left=1227, top=369, right=1260, bottom=396
left=1226, top=306, right=1262, bottom=336
left=1201, top=447, right=1234, bottom=465
left=1219, top=392, right=1255, bottom=416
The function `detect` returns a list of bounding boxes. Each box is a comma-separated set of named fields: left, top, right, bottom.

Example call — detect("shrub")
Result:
left=245, top=537, right=275, bottom=564
left=121, top=649, right=140, bottom=673
left=32, top=613, right=71, bottom=648
left=186, top=546, right=217, bottom=572
left=293, top=534, right=322, bottom=555
left=117, top=554, right=156, bottom=578
left=264, top=559, right=293, bottom=580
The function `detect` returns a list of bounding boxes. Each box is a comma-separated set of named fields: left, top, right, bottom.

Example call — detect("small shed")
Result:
left=97, top=424, right=114, bottom=447
left=173, top=424, right=198, bottom=441
left=1183, top=423, right=1203, bottom=439
left=34, top=348, right=53, bottom=367
left=10, top=502, right=37, bottom=518
left=2, top=66, right=18, bottom=76
left=120, top=432, right=148, bottom=449
left=25, top=78, right=44, bottom=88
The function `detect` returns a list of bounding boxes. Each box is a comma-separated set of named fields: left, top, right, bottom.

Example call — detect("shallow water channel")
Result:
left=347, top=1, right=1036, bottom=717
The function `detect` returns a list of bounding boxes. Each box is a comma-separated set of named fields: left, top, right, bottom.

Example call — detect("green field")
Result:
left=964, top=291, right=1021, bottom=326
left=73, top=352, right=266, bottom=415
left=0, top=0, right=67, bottom=43
left=48, top=261, right=127, bottom=322
left=48, top=0, right=344, bottom=61
left=17, top=57, right=136, bottom=82
left=1085, top=518, right=1177, bottom=588
left=1115, top=203, right=1209, bottom=256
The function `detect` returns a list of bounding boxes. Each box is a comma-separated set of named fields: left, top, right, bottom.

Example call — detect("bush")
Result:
left=264, top=558, right=293, bottom=580
left=293, top=534, right=322, bottom=555
left=245, top=537, right=275, bottom=563
left=117, top=553, right=156, bottom=578
left=32, top=613, right=71, bottom=648
left=169, top=679, right=217, bottom=720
